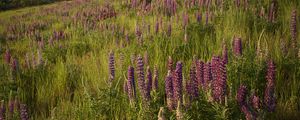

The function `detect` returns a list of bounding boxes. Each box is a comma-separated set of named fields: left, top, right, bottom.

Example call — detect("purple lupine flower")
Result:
left=173, top=61, right=183, bottom=104
left=127, top=66, right=136, bottom=101
left=196, top=60, right=204, bottom=89
left=233, top=37, right=242, bottom=56
left=268, top=0, right=277, bottom=23
left=222, top=43, right=228, bottom=64
left=203, top=62, right=212, bottom=90
left=0, top=101, right=5, bottom=120
left=108, top=51, right=115, bottom=83
left=146, top=66, right=152, bottom=97
left=211, top=56, right=221, bottom=82
left=165, top=71, right=174, bottom=110
left=251, top=93, right=261, bottom=110
left=20, top=104, right=29, bottom=120
left=189, top=64, right=198, bottom=99
left=155, top=19, right=159, bottom=34
left=237, top=85, right=248, bottom=106
left=290, top=9, right=297, bottom=49
left=11, top=58, right=18, bottom=72
left=152, top=65, right=159, bottom=91
left=4, top=49, right=11, bottom=64
left=264, top=60, right=276, bottom=112
left=196, top=11, right=202, bottom=24
left=136, top=55, right=149, bottom=101
left=241, top=105, right=256, bottom=120
left=212, top=60, right=227, bottom=102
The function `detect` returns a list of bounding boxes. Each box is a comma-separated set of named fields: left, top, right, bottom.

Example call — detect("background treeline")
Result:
left=0, top=0, right=66, bottom=11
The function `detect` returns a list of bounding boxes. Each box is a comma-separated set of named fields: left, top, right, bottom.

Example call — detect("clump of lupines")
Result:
left=290, top=9, right=297, bottom=50
left=108, top=51, right=115, bottom=84
left=233, top=37, right=242, bottom=56
left=127, top=66, right=136, bottom=102
left=222, top=42, right=228, bottom=64
left=264, top=60, right=276, bottom=112
left=173, top=61, right=183, bottom=104
left=165, top=71, right=174, bottom=110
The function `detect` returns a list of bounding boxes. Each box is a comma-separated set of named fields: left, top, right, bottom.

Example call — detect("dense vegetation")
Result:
left=0, top=0, right=66, bottom=10
left=0, top=0, right=299, bottom=119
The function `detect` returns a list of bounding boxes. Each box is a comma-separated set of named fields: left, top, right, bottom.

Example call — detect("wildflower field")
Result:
left=0, top=0, right=299, bottom=119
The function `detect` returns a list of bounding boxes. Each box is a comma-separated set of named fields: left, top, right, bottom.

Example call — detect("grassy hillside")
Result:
left=0, top=0, right=299, bottom=119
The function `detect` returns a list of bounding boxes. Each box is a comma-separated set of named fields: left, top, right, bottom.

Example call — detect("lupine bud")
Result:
left=4, top=49, right=11, bottom=64
left=251, top=93, right=261, bottom=110
left=222, top=43, right=228, bottom=64
left=264, top=60, right=276, bottom=112
left=176, top=101, right=184, bottom=120
left=241, top=105, right=256, bottom=120
left=127, top=66, right=136, bottom=101
left=11, top=58, right=18, bottom=72
left=196, top=11, right=202, bottom=23
left=146, top=66, right=152, bottom=97
left=174, top=61, right=183, bottom=104
left=233, top=37, right=242, bottom=56
left=165, top=71, right=174, bottom=110
left=211, top=56, right=221, bottom=81
left=20, top=104, right=29, bottom=120
left=158, top=107, right=166, bottom=120
left=168, top=56, right=173, bottom=72
left=152, top=65, right=159, bottom=91
left=205, top=11, right=209, bottom=25
left=290, top=9, right=297, bottom=50
left=237, top=85, right=248, bottom=106
left=108, top=51, right=115, bottom=83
